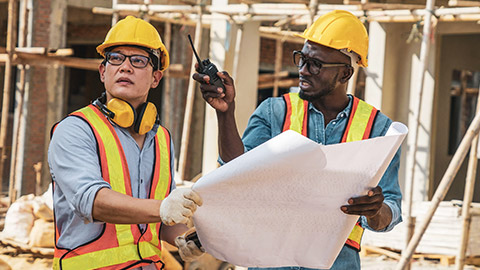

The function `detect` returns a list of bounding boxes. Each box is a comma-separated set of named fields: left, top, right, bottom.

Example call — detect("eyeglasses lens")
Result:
left=106, top=52, right=150, bottom=68
left=293, top=51, right=321, bottom=75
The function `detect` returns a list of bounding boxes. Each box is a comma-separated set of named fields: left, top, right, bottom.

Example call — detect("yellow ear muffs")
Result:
left=106, top=98, right=136, bottom=128
left=134, top=102, right=157, bottom=135
left=93, top=95, right=157, bottom=134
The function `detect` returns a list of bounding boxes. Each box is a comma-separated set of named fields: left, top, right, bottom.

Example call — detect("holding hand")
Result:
left=160, top=188, right=203, bottom=227
left=341, top=186, right=384, bottom=218
left=175, top=234, right=205, bottom=262
left=192, top=64, right=236, bottom=113
left=341, top=186, right=392, bottom=230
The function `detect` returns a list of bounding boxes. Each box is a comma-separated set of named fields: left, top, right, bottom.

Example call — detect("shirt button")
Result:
left=140, top=179, right=143, bottom=183
left=332, top=121, right=336, bottom=125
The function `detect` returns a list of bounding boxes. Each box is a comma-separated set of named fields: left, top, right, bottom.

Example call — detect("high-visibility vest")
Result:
left=282, top=92, right=378, bottom=251
left=52, top=105, right=173, bottom=270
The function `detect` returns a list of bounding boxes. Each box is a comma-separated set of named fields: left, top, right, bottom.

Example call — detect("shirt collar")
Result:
left=308, top=94, right=353, bottom=120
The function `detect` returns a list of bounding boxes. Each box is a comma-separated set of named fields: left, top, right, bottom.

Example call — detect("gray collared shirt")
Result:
left=48, top=113, right=175, bottom=269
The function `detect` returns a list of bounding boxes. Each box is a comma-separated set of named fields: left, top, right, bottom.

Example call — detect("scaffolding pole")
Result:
left=403, top=0, right=436, bottom=267
left=395, top=110, right=480, bottom=270
left=455, top=82, right=480, bottom=270
left=8, top=0, right=29, bottom=204
left=0, top=0, right=18, bottom=204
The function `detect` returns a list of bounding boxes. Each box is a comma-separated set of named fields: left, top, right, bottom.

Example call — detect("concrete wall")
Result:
left=367, top=20, right=480, bottom=203
left=366, top=21, right=436, bottom=202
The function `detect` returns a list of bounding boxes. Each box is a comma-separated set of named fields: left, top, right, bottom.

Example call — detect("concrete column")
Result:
left=41, top=0, right=67, bottom=192
left=405, top=50, right=435, bottom=202
left=202, top=0, right=260, bottom=174
left=364, top=21, right=385, bottom=109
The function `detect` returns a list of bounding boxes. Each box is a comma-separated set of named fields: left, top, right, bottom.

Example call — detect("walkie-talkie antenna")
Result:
left=188, top=34, right=204, bottom=69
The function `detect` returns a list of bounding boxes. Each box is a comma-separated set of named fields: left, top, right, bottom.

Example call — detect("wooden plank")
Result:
left=258, top=78, right=299, bottom=89
left=412, top=254, right=455, bottom=266
left=273, top=39, right=283, bottom=97
left=258, top=71, right=289, bottom=82
left=0, top=53, right=187, bottom=78
left=448, top=0, right=480, bottom=7
left=14, top=47, right=73, bottom=56
left=362, top=245, right=401, bottom=260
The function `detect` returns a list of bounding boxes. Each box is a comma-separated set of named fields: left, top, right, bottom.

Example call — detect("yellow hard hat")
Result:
left=296, top=10, right=369, bottom=67
left=96, top=16, right=170, bottom=71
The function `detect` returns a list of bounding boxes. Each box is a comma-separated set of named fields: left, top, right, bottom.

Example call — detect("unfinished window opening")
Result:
left=448, top=69, right=480, bottom=155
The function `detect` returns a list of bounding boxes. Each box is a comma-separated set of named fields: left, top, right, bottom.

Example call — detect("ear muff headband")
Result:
left=93, top=96, right=157, bottom=135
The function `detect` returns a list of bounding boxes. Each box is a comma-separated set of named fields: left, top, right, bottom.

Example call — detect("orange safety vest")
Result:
left=52, top=105, right=173, bottom=270
left=282, top=92, right=378, bottom=252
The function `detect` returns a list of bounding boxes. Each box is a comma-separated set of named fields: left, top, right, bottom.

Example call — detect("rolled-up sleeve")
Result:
left=361, top=123, right=403, bottom=232
left=48, top=116, right=111, bottom=223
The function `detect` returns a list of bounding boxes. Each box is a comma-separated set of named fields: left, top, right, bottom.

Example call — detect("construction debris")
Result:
left=363, top=201, right=480, bottom=258
left=0, top=185, right=53, bottom=250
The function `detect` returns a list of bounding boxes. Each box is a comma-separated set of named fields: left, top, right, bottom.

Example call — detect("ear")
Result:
left=151, top=70, right=163, bottom=88
left=339, top=66, right=354, bottom=84
left=99, top=63, right=106, bottom=83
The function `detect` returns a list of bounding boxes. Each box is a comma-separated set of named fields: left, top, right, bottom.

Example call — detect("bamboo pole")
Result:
left=8, top=0, right=28, bottom=205
left=403, top=0, right=436, bottom=266
left=308, top=0, right=319, bottom=26
left=346, top=66, right=359, bottom=96
left=112, top=0, right=119, bottom=26
left=163, top=21, right=172, bottom=129
left=1, top=0, right=18, bottom=205
left=232, top=24, right=244, bottom=83
left=455, top=83, right=480, bottom=270
left=33, top=162, right=41, bottom=196
left=177, top=0, right=203, bottom=182
left=273, top=39, right=283, bottom=97
left=395, top=111, right=480, bottom=270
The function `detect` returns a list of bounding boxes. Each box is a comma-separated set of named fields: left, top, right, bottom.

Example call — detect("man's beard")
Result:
left=299, top=73, right=338, bottom=102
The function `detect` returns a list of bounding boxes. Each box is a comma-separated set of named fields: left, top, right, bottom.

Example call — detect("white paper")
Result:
left=192, top=122, right=408, bottom=269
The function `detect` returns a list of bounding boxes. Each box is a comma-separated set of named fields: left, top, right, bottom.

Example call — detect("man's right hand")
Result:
left=160, top=188, right=203, bottom=227
left=192, top=65, right=236, bottom=113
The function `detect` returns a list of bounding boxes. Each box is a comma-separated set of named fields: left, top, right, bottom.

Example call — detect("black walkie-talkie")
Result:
left=188, top=34, right=225, bottom=93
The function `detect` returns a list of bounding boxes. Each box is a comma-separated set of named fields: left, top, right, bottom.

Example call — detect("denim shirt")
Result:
left=239, top=95, right=402, bottom=270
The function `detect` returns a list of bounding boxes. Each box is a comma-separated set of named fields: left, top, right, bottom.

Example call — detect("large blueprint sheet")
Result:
left=192, top=122, right=408, bottom=269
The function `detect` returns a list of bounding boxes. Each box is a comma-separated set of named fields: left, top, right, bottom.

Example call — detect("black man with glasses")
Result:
left=193, top=10, right=401, bottom=270
left=48, top=16, right=204, bottom=269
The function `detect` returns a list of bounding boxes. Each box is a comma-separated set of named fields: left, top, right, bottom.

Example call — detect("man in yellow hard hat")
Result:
left=193, top=10, right=402, bottom=269
left=48, top=16, right=204, bottom=269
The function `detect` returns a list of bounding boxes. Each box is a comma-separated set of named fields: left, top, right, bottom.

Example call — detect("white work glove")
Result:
left=175, top=235, right=205, bottom=262
left=160, top=188, right=203, bottom=227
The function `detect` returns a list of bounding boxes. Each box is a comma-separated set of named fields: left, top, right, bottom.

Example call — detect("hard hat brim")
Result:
left=97, top=42, right=170, bottom=71
left=294, top=33, right=368, bottom=67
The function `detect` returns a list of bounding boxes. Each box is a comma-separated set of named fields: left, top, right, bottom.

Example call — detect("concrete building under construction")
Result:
left=0, top=0, right=480, bottom=267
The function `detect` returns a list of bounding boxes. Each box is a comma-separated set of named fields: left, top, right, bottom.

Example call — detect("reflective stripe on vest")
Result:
left=282, top=93, right=309, bottom=136
left=52, top=105, right=172, bottom=270
left=341, top=97, right=378, bottom=143
left=282, top=93, right=378, bottom=252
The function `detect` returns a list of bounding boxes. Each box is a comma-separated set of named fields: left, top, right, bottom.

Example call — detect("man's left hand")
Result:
left=340, top=186, right=384, bottom=218
left=341, top=186, right=392, bottom=230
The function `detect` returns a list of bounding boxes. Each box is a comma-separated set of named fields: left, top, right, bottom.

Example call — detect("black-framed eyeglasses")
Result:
left=105, top=52, right=152, bottom=69
left=293, top=51, right=351, bottom=75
